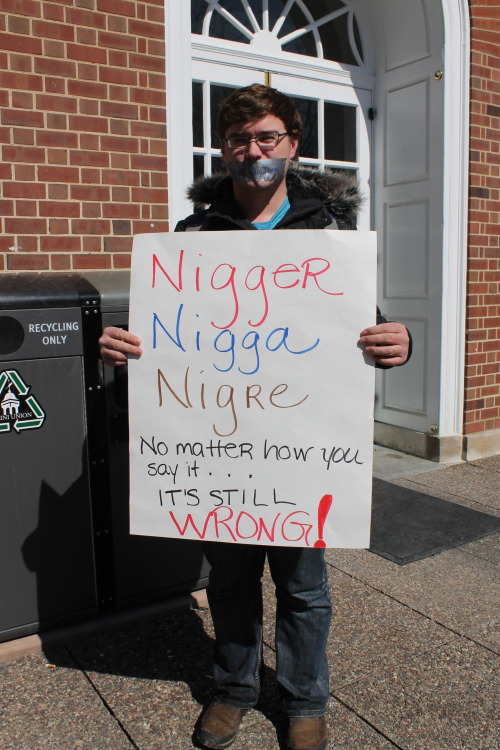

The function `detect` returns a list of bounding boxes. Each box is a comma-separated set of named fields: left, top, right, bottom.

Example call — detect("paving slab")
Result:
left=55, top=608, right=215, bottom=746
left=324, top=568, right=458, bottom=690
left=77, top=644, right=282, bottom=750
left=335, top=638, right=499, bottom=750
left=46, top=605, right=282, bottom=749
left=463, top=536, right=500, bottom=564
left=373, top=445, right=449, bottom=480
left=0, top=652, right=133, bottom=750
left=470, top=454, right=500, bottom=473
left=326, top=699, right=398, bottom=749
left=81, top=670, right=205, bottom=750
left=326, top=546, right=500, bottom=652
left=393, top=476, right=500, bottom=519
left=396, top=463, right=500, bottom=513
left=481, top=531, right=500, bottom=546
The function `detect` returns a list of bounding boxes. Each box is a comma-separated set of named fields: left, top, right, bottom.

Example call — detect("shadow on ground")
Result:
left=41, top=606, right=287, bottom=748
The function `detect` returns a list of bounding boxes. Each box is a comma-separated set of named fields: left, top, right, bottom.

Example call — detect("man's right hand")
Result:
left=99, top=326, right=143, bottom=366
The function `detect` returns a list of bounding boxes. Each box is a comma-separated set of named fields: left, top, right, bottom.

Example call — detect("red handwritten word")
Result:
left=169, top=506, right=313, bottom=545
left=151, top=250, right=343, bottom=330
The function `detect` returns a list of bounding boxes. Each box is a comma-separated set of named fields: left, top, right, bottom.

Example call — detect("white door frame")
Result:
left=165, top=1, right=470, bottom=443
left=439, top=0, right=470, bottom=438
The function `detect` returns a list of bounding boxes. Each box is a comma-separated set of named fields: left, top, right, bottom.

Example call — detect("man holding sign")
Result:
left=100, top=85, right=410, bottom=750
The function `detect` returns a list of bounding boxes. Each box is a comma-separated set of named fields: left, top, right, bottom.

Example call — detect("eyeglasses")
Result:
left=223, top=131, right=289, bottom=150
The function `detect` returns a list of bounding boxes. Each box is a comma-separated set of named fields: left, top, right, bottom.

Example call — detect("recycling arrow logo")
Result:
left=0, top=370, right=46, bottom=434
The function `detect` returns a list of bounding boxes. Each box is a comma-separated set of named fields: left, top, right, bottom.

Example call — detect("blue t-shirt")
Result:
left=252, top=196, right=290, bottom=230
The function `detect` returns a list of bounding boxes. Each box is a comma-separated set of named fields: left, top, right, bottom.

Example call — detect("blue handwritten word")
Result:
left=152, top=306, right=320, bottom=375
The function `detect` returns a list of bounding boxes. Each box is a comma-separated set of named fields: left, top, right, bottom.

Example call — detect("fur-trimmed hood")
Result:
left=187, top=166, right=363, bottom=225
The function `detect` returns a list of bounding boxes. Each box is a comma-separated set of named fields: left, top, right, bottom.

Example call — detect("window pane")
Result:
left=308, top=0, right=346, bottom=21
left=210, top=85, right=238, bottom=148
left=320, top=15, right=358, bottom=65
left=353, top=16, right=363, bottom=63
left=191, top=0, right=206, bottom=34
left=324, top=103, right=356, bottom=162
left=276, top=2, right=309, bottom=37
left=282, top=30, right=317, bottom=58
left=192, top=0, right=256, bottom=41
left=217, top=0, right=258, bottom=29
left=211, top=156, right=226, bottom=175
left=278, top=4, right=317, bottom=57
left=293, top=97, right=318, bottom=159
left=192, top=81, right=204, bottom=147
left=193, top=154, right=205, bottom=180
left=268, top=0, right=287, bottom=29
left=209, top=0, right=252, bottom=44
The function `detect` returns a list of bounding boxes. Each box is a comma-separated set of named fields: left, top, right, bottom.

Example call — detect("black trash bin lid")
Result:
left=0, top=273, right=99, bottom=310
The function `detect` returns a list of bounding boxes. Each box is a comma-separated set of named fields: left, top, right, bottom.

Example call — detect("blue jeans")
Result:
left=203, top=542, right=332, bottom=717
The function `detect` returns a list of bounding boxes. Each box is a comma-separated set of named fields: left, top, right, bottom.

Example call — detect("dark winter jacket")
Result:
left=175, top=167, right=363, bottom=232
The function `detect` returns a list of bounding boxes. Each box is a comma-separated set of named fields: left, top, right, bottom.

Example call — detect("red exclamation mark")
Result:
left=314, top=494, right=333, bottom=548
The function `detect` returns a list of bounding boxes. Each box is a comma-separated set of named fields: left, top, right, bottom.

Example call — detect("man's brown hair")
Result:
left=216, top=83, right=303, bottom=143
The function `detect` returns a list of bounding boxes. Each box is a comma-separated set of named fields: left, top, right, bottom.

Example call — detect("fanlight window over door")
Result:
left=191, top=0, right=364, bottom=66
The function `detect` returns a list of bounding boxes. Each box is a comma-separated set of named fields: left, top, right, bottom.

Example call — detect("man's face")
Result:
left=221, top=114, right=298, bottom=188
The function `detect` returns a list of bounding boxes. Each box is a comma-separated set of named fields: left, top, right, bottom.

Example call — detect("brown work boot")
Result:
left=196, top=701, right=247, bottom=749
left=287, top=716, right=328, bottom=750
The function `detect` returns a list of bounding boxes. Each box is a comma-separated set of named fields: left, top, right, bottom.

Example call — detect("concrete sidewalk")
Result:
left=1, top=449, right=498, bottom=750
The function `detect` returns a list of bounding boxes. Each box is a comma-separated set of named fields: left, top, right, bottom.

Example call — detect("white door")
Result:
left=370, top=0, right=446, bottom=436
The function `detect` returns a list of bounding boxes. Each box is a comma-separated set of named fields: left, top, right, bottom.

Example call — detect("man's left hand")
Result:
left=358, top=322, right=410, bottom=367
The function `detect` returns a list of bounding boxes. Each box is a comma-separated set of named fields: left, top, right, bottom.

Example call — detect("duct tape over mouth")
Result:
left=228, top=158, right=287, bottom=183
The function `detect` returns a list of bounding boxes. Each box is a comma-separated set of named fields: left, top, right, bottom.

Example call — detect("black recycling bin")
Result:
left=0, top=273, right=102, bottom=642
left=81, top=271, right=209, bottom=611
left=0, top=271, right=209, bottom=644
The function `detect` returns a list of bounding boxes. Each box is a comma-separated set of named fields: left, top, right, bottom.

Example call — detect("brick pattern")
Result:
left=0, top=0, right=168, bottom=272
left=466, top=0, right=500, bottom=435
left=0, top=1, right=499, bottom=439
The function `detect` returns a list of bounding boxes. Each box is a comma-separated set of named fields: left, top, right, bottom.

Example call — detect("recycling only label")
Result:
left=0, top=369, right=46, bottom=433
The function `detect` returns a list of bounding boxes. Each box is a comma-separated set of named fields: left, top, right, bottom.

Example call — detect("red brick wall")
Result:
left=0, top=0, right=168, bottom=273
left=1, top=1, right=499, bottom=439
left=466, top=0, right=500, bottom=435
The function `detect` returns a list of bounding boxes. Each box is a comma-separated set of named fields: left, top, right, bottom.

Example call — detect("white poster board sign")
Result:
left=129, top=230, right=376, bottom=548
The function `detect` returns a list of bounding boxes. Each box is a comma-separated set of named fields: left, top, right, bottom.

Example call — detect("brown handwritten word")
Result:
left=157, top=367, right=309, bottom=436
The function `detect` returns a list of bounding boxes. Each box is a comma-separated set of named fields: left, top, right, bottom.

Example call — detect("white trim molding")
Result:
left=439, top=0, right=470, bottom=437
left=165, top=4, right=194, bottom=227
